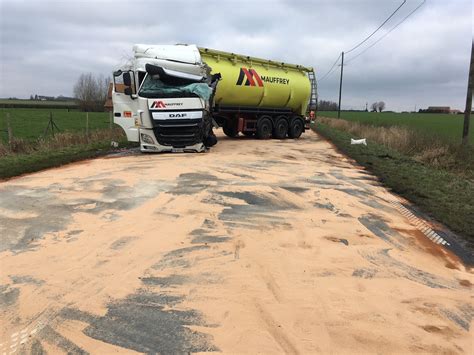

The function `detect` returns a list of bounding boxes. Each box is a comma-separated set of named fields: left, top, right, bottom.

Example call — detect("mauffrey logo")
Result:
left=151, top=101, right=166, bottom=108
left=150, top=101, right=184, bottom=109
left=236, top=67, right=290, bottom=86
left=236, top=68, right=264, bottom=87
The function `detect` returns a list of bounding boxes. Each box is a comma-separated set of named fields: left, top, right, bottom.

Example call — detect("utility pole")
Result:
left=462, top=41, right=473, bottom=146
left=338, top=52, right=344, bottom=118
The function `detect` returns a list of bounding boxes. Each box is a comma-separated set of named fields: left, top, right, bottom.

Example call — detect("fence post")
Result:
left=6, top=112, right=13, bottom=149
left=86, top=112, right=89, bottom=136
left=50, top=111, right=55, bottom=138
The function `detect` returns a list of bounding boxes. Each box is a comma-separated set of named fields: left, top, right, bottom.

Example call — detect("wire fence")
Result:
left=0, top=109, right=117, bottom=154
left=1, top=109, right=114, bottom=143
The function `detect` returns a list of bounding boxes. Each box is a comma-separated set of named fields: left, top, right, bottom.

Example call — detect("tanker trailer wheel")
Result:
left=272, top=116, right=289, bottom=139
left=223, top=123, right=238, bottom=138
left=256, top=116, right=273, bottom=139
left=288, top=116, right=304, bottom=139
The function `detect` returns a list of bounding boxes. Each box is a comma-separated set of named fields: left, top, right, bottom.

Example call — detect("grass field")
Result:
left=1, top=108, right=112, bottom=142
left=0, top=108, right=131, bottom=179
left=318, top=111, right=473, bottom=144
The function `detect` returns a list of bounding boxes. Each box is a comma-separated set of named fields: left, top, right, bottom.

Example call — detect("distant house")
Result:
left=426, top=106, right=451, bottom=113
left=37, top=95, right=55, bottom=101
left=104, top=83, right=125, bottom=111
left=450, top=109, right=462, bottom=114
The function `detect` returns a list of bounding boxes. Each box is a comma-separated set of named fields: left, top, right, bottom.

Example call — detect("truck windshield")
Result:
left=139, top=75, right=212, bottom=100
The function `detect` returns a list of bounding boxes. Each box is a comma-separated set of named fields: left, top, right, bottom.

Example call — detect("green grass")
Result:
left=1, top=108, right=112, bottom=142
left=0, top=108, right=135, bottom=179
left=0, top=139, right=134, bottom=180
left=318, top=111, right=473, bottom=144
left=314, top=122, right=474, bottom=243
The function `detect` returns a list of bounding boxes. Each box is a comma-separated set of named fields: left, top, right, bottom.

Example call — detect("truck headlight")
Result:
left=141, top=133, right=154, bottom=144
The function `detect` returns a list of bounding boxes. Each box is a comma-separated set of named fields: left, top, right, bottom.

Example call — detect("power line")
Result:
left=319, top=0, right=408, bottom=84
left=345, top=0, right=407, bottom=54
left=345, top=0, right=426, bottom=64
left=317, top=53, right=342, bottom=83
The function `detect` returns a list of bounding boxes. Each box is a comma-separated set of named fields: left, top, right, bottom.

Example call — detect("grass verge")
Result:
left=317, top=116, right=474, bottom=179
left=319, top=111, right=473, bottom=144
left=313, top=121, right=474, bottom=243
left=0, top=129, right=136, bottom=180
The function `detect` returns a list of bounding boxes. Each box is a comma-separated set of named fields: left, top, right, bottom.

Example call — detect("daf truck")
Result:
left=112, top=44, right=317, bottom=152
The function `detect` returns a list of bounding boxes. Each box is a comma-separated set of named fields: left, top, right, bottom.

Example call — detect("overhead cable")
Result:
left=345, top=0, right=407, bottom=54
left=345, top=0, right=426, bottom=64
left=317, top=53, right=342, bottom=83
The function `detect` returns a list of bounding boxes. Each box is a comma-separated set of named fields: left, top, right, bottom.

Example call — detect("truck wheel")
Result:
left=288, top=117, right=304, bottom=138
left=223, top=124, right=238, bottom=138
left=256, top=116, right=273, bottom=139
left=204, top=129, right=218, bottom=147
left=272, top=117, right=288, bottom=139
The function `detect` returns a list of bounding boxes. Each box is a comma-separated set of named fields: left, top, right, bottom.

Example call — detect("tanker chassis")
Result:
left=112, top=44, right=317, bottom=152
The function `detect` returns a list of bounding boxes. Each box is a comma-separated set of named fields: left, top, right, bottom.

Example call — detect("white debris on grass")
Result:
left=351, top=138, right=367, bottom=145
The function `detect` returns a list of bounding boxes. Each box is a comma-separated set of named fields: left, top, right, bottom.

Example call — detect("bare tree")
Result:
left=370, top=102, right=378, bottom=112
left=73, top=73, right=110, bottom=111
left=377, top=101, right=386, bottom=112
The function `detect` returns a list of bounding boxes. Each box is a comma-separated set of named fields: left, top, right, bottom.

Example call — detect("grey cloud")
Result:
left=0, top=0, right=471, bottom=111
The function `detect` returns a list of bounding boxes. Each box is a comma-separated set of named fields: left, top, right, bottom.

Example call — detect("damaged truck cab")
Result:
left=113, top=44, right=217, bottom=152
left=112, top=44, right=317, bottom=152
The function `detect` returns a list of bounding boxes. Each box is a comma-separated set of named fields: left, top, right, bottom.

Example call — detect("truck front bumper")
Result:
left=139, top=127, right=206, bottom=153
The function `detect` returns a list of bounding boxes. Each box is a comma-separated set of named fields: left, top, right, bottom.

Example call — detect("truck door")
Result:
left=112, top=70, right=139, bottom=142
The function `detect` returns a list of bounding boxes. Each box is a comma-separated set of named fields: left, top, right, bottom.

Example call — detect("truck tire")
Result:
left=204, top=129, right=217, bottom=147
left=272, top=116, right=288, bottom=139
left=288, top=117, right=304, bottom=138
left=223, top=124, right=238, bottom=138
left=256, top=116, right=273, bottom=139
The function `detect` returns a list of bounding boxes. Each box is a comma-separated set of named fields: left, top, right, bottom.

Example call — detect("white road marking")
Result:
left=389, top=200, right=450, bottom=246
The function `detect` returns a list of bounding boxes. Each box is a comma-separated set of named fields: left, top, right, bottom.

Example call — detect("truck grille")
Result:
left=152, top=118, right=204, bottom=148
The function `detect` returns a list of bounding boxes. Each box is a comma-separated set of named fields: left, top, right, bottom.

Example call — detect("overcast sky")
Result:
left=0, top=0, right=472, bottom=111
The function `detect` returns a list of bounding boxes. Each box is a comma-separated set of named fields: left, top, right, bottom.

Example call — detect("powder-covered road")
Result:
left=0, top=131, right=472, bottom=354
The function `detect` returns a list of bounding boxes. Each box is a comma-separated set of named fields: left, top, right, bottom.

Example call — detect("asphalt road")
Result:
left=0, top=130, right=472, bottom=354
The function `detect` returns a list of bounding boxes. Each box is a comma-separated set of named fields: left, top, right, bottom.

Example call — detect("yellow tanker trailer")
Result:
left=200, top=47, right=316, bottom=139
left=112, top=44, right=317, bottom=152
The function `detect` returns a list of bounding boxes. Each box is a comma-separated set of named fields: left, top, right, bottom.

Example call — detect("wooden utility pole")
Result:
left=338, top=52, right=345, bottom=118
left=462, top=41, right=473, bottom=146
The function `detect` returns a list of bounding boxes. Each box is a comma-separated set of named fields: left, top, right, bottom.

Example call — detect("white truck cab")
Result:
left=112, top=44, right=217, bottom=152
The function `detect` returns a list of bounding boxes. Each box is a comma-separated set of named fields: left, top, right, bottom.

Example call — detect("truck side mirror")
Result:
left=124, top=87, right=132, bottom=96
left=123, top=72, right=132, bottom=87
